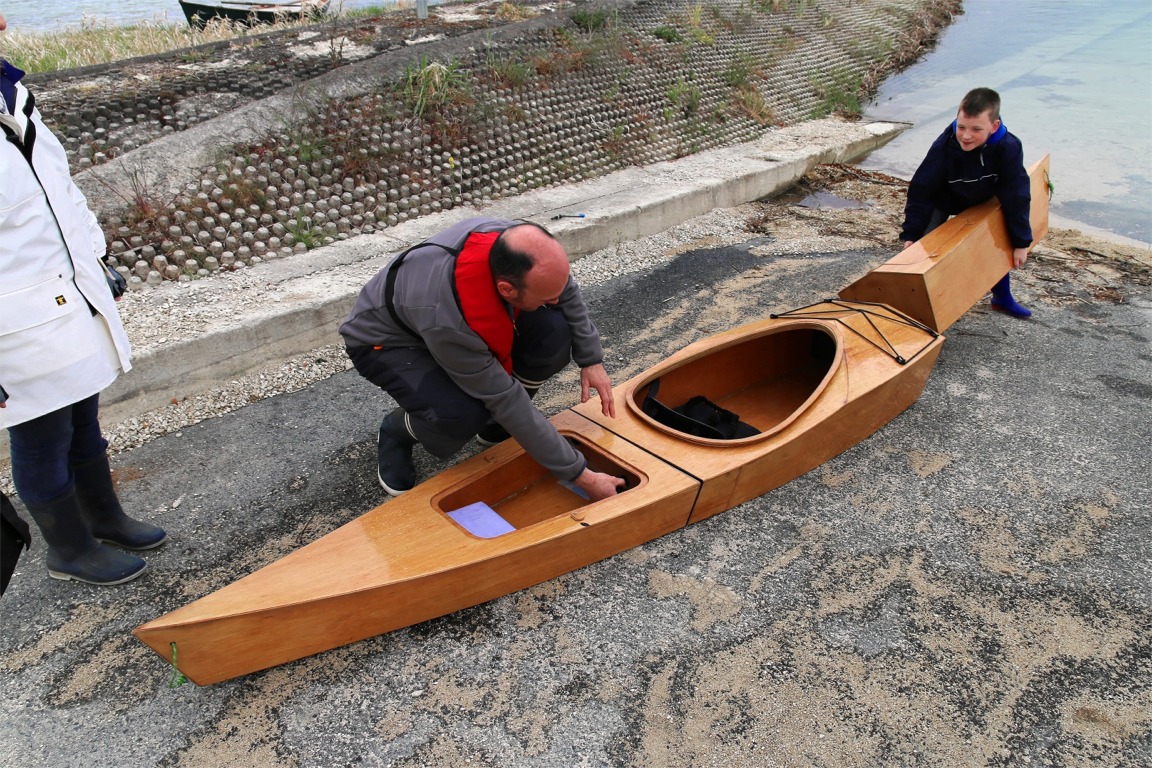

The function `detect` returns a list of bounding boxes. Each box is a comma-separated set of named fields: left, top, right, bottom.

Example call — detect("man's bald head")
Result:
left=491, top=222, right=571, bottom=311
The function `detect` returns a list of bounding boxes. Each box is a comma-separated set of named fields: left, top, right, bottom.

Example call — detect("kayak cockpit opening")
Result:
left=435, top=434, right=642, bottom=537
left=628, top=323, right=841, bottom=445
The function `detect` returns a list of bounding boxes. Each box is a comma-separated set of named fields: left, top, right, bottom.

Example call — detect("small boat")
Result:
left=133, top=156, right=1050, bottom=686
left=133, top=305, right=943, bottom=685
left=179, top=0, right=329, bottom=28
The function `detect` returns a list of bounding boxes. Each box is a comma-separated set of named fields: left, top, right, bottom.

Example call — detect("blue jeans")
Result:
left=7, top=394, right=107, bottom=505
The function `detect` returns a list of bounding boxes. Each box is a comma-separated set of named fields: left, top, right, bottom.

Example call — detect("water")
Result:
left=4, top=0, right=1149, bottom=243
left=861, top=0, right=1152, bottom=244
left=0, top=0, right=393, bottom=32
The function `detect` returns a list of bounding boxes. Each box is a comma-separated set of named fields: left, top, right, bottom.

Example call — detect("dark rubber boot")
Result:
left=378, top=409, right=418, bottom=496
left=73, top=453, right=167, bottom=550
left=990, top=274, right=1032, bottom=318
left=25, top=489, right=146, bottom=585
left=477, top=386, right=538, bottom=446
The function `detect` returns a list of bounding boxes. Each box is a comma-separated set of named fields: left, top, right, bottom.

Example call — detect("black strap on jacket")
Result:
left=383, top=240, right=462, bottom=341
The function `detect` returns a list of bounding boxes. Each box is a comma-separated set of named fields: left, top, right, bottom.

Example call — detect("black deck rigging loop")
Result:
left=770, top=299, right=938, bottom=366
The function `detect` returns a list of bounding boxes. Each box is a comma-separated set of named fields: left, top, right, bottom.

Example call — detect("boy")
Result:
left=900, top=87, right=1033, bottom=318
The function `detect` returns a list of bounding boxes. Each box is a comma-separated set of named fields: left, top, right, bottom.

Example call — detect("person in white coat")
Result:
left=1, top=18, right=166, bottom=585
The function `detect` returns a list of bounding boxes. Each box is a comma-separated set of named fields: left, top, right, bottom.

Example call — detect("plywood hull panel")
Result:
left=838, top=155, right=1051, bottom=332
left=572, top=303, right=943, bottom=523
left=134, top=412, right=699, bottom=685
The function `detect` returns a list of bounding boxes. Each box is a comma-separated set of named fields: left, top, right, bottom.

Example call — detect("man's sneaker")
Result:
left=476, top=421, right=510, bottom=447
left=378, top=421, right=416, bottom=496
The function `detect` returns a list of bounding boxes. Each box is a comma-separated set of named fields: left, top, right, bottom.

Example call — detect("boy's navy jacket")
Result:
left=900, top=120, right=1033, bottom=248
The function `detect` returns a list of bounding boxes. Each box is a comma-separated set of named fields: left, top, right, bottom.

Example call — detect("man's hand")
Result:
left=580, top=363, right=616, bottom=418
left=902, top=240, right=915, bottom=250
left=573, top=467, right=625, bottom=501
left=1012, top=247, right=1029, bottom=269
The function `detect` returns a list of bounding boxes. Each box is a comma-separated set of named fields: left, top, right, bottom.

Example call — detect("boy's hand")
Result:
left=902, top=241, right=915, bottom=250
left=1012, top=247, right=1029, bottom=269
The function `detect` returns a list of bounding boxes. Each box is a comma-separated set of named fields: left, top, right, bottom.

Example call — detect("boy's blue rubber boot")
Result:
left=990, top=274, right=1032, bottom=318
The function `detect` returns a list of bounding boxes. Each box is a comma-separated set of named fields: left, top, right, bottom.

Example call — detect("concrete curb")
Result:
left=97, top=119, right=907, bottom=425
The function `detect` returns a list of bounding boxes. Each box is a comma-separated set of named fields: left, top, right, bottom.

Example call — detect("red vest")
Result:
left=454, top=231, right=517, bottom=374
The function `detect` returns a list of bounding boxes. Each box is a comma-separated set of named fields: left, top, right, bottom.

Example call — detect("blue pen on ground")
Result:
left=550, top=213, right=586, bottom=220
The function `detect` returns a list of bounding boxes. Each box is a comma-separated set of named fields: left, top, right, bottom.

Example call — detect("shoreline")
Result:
left=1047, top=214, right=1152, bottom=252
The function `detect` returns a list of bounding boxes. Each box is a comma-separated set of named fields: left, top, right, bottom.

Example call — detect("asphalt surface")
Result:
left=2, top=226, right=1150, bottom=766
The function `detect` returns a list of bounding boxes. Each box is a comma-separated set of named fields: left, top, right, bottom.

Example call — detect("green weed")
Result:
left=286, top=210, right=324, bottom=249
left=571, top=9, right=612, bottom=33
left=735, top=86, right=776, bottom=124
left=401, top=57, right=471, bottom=118
left=485, top=51, right=534, bottom=89
left=667, top=76, right=701, bottom=117
left=810, top=67, right=863, bottom=118
left=722, top=51, right=756, bottom=88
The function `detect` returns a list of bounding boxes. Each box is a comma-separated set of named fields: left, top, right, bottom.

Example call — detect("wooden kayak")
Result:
left=133, top=157, right=1048, bottom=685
left=134, top=303, right=941, bottom=684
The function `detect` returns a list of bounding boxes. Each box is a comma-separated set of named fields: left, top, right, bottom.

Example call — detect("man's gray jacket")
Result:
left=340, top=217, right=604, bottom=481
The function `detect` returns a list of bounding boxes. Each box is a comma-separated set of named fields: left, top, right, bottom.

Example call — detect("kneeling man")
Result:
left=340, top=217, right=625, bottom=501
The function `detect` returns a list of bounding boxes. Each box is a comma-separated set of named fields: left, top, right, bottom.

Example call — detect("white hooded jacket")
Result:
left=0, top=73, right=131, bottom=428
